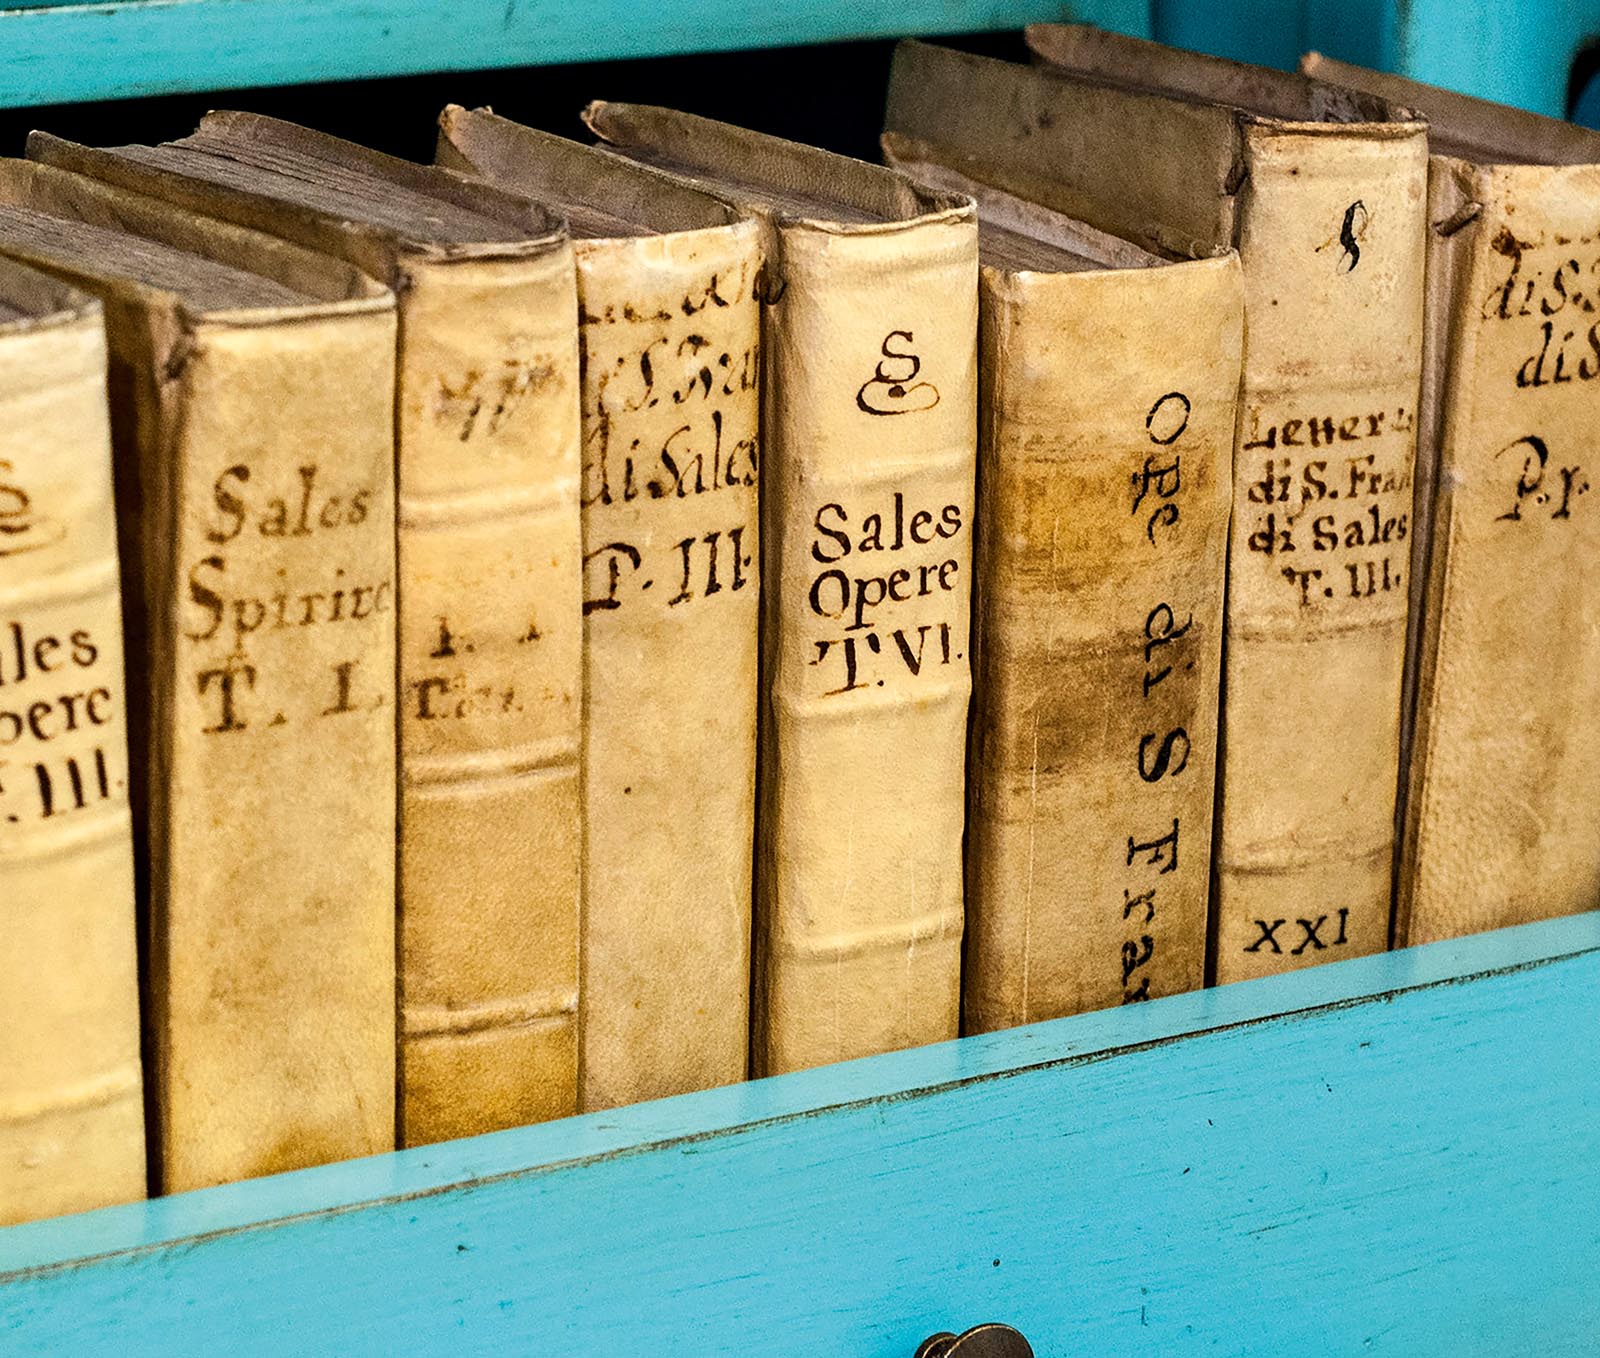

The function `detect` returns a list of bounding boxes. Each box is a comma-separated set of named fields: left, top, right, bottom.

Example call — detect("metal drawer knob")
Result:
left=916, top=1322, right=1034, bottom=1357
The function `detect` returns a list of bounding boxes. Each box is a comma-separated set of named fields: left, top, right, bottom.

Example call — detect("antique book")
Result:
left=436, top=106, right=760, bottom=1110
left=31, top=119, right=584, bottom=1143
left=0, top=264, right=143, bottom=1224
left=0, top=158, right=397, bottom=1192
left=994, top=28, right=1428, bottom=981
left=881, top=117, right=1241, bottom=1026
left=1302, top=56, right=1600, bottom=945
left=585, top=102, right=978, bottom=1075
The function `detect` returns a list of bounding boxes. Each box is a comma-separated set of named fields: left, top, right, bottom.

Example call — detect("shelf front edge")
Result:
left=2, top=912, right=1598, bottom=1354
left=0, top=0, right=1149, bottom=107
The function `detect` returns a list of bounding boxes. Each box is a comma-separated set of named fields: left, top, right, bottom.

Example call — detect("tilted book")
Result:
left=0, top=263, right=143, bottom=1223
left=1303, top=55, right=1600, bottom=944
left=31, top=119, right=584, bottom=1144
left=0, top=158, right=396, bottom=1191
left=1018, top=27, right=1428, bottom=981
left=882, top=57, right=1242, bottom=1027
left=585, top=102, right=977, bottom=1075
left=437, top=105, right=761, bottom=1110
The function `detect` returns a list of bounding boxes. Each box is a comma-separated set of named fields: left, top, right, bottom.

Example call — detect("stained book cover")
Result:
left=29, top=119, right=584, bottom=1144
left=438, top=105, right=760, bottom=1110
left=0, top=263, right=143, bottom=1223
left=998, top=28, right=1428, bottom=981
left=0, top=157, right=397, bottom=1192
left=1304, top=55, right=1600, bottom=944
left=882, top=121, right=1241, bottom=1028
left=585, top=101, right=978, bottom=1075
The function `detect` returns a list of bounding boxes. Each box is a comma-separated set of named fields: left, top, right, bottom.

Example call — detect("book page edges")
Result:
left=583, top=100, right=973, bottom=231
left=886, top=41, right=1239, bottom=260
left=4, top=151, right=390, bottom=313
left=1302, top=52, right=1600, bottom=167
left=1025, top=23, right=1407, bottom=125
left=881, top=134, right=1171, bottom=273
left=24, top=133, right=560, bottom=284
left=189, top=110, right=565, bottom=242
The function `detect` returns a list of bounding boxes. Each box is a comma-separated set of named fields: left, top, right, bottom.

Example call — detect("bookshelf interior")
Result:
left=0, top=5, right=1593, bottom=1354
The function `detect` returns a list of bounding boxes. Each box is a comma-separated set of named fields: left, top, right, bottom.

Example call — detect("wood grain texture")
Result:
left=1, top=913, right=1597, bottom=1354
left=0, top=0, right=1148, bottom=107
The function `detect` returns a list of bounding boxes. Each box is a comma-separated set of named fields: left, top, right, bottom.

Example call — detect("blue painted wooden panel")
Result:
left=0, top=0, right=1151, bottom=107
left=1161, top=0, right=1600, bottom=120
left=2, top=913, right=1597, bottom=1355
left=1382, top=0, right=1600, bottom=119
left=1155, top=0, right=1310, bottom=74
left=1, top=0, right=1587, bottom=121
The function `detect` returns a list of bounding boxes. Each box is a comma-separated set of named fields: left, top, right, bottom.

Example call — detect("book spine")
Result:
left=574, top=224, right=761, bottom=1110
left=395, top=249, right=584, bottom=1144
left=755, top=217, right=978, bottom=1076
left=1213, top=126, right=1428, bottom=981
left=155, top=307, right=398, bottom=1191
left=0, top=302, right=144, bottom=1224
left=1394, top=157, right=1479, bottom=948
left=965, top=255, right=1240, bottom=1030
left=1400, top=160, right=1600, bottom=943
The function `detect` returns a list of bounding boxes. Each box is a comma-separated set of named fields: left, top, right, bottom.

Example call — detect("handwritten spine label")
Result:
left=580, top=257, right=759, bottom=623
left=1121, top=391, right=1201, bottom=1002
left=1238, top=406, right=1414, bottom=610
left=183, top=461, right=390, bottom=736
left=0, top=617, right=121, bottom=830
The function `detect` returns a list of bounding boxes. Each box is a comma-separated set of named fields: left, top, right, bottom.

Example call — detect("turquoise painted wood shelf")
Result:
left=1163, top=0, right=1600, bottom=119
left=0, top=0, right=1593, bottom=114
left=0, top=0, right=1146, bottom=106
left=2, top=913, right=1597, bottom=1354
left=2, top=6, right=1597, bottom=1354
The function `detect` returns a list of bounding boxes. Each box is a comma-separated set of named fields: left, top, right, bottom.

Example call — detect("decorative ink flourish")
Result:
left=1336, top=200, right=1368, bottom=274
left=856, top=331, right=940, bottom=415
left=0, top=460, right=62, bottom=558
left=1144, top=391, right=1191, bottom=446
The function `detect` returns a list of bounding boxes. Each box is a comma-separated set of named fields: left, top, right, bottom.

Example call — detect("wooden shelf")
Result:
left=3, top=913, right=1595, bottom=1353
left=0, top=0, right=1147, bottom=107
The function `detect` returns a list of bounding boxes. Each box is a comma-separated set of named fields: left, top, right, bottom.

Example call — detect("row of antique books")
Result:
left=4, top=27, right=1595, bottom=1226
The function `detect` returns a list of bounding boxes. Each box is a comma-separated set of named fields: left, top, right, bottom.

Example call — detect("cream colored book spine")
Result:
left=759, top=220, right=976, bottom=1072
left=0, top=273, right=144, bottom=1225
left=1297, top=55, right=1600, bottom=943
left=568, top=227, right=761, bottom=1108
left=157, top=298, right=398, bottom=1188
left=437, top=105, right=762, bottom=1110
left=584, top=103, right=978, bottom=1075
left=0, top=157, right=404, bottom=1190
left=1395, top=158, right=1600, bottom=943
left=914, top=176, right=1242, bottom=1028
left=393, top=246, right=583, bottom=1142
left=1019, top=27, right=1430, bottom=981
left=893, top=35, right=1429, bottom=980
left=24, top=124, right=585, bottom=1144
left=1210, top=123, right=1427, bottom=980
